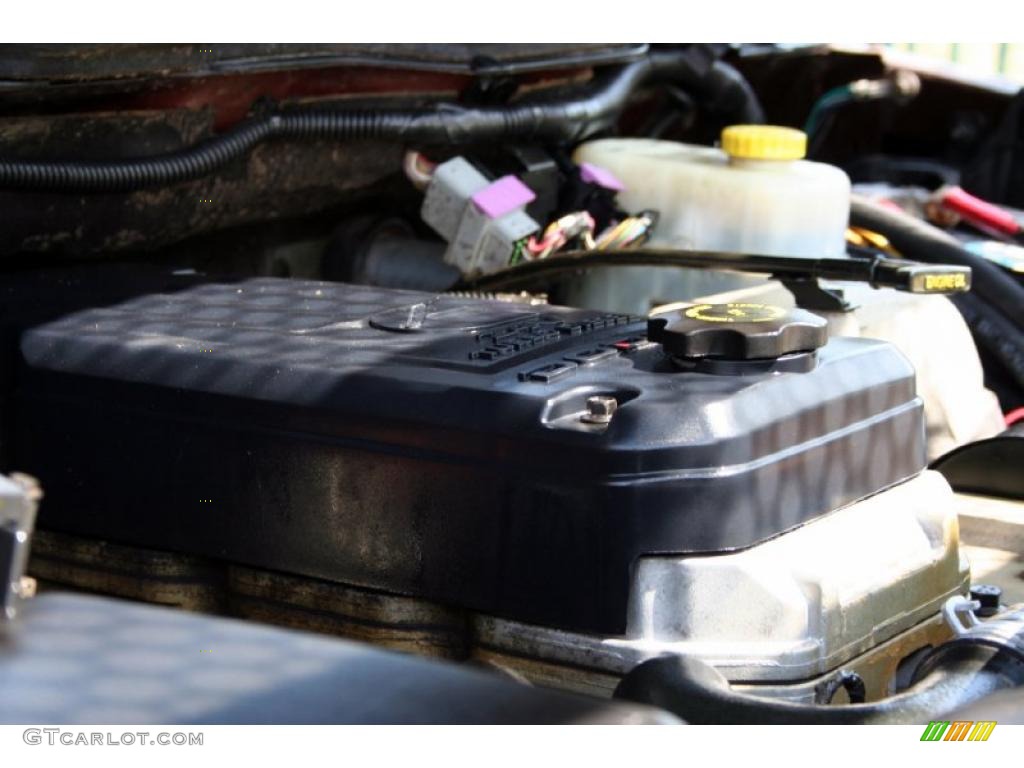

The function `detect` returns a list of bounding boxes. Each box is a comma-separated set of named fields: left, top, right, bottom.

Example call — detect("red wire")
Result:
left=941, top=186, right=1022, bottom=237
left=1005, top=407, right=1024, bottom=427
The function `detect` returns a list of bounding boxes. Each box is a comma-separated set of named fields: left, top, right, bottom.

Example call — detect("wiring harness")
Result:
left=0, top=51, right=762, bottom=193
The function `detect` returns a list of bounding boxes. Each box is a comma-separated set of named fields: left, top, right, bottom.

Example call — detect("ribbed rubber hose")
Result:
left=850, top=195, right=1024, bottom=396
left=0, top=52, right=764, bottom=193
left=952, top=292, right=1024, bottom=388
left=850, top=195, right=1024, bottom=332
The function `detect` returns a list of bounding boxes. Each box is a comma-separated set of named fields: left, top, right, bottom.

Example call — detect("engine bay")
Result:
left=1, top=41, right=1024, bottom=727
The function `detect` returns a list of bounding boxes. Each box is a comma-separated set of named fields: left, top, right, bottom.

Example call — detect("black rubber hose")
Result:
left=615, top=648, right=1023, bottom=725
left=614, top=606, right=1024, bottom=725
left=952, top=292, right=1024, bottom=388
left=850, top=195, right=1024, bottom=332
left=0, top=50, right=764, bottom=193
left=700, top=61, right=766, bottom=125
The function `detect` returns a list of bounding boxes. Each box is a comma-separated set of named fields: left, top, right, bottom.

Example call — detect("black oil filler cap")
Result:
left=648, top=303, right=828, bottom=360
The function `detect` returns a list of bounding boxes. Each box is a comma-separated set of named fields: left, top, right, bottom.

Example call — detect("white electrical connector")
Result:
left=421, top=157, right=539, bottom=277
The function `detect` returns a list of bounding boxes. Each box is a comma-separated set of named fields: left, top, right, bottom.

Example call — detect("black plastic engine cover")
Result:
left=12, top=279, right=925, bottom=634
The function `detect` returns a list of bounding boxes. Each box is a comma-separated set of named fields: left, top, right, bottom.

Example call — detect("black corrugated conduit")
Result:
left=0, top=52, right=763, bottom=193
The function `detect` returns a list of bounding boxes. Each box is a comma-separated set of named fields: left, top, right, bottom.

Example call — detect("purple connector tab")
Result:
left=472, top=175, right=536, bottom=219
left=579, top=162, right=625, bottom=192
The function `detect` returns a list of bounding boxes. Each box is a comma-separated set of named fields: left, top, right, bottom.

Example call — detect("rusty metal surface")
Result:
left=28, top=529, right=224, bottom=612
left=227, top=566, right=469, bottom=660
left=849, top=615, right=954, bottom=701
left=731, top=615, right=954, bottom=704
left=26, top=530, right=471, bottom=659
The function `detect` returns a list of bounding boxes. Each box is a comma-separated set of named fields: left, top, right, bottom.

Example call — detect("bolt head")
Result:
left=582, top=395, right=617, bottom=424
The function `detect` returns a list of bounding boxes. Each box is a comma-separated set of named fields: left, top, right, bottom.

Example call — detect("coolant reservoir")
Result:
left=576, top=126, right=850, bottom=256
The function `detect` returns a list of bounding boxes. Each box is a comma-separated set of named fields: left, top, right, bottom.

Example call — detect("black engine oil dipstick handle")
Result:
left=464, top=248, right=973, bottom=300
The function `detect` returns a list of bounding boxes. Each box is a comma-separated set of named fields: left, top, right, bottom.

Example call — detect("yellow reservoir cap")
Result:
left=721, top=125, right=807, bottom=161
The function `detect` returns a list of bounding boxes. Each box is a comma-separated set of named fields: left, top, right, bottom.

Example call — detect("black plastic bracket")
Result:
left=779, top=277, right=857, bottom=312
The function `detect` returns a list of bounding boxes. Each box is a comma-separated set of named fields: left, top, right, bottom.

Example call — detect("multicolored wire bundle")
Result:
left=594, top=211, right=658, bottom=250
left=520, top=209, right=658, bottom=263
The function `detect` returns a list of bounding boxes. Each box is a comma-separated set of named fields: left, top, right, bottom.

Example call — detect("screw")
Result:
left=582, top=395, right=617, bottom=424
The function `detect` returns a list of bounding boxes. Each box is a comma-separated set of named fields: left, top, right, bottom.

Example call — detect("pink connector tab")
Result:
left=579, top=162, right=625, bottom=192
left=472, top=175, right=536, bottom=219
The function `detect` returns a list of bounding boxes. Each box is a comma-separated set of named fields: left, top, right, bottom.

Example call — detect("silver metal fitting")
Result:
left=943, top=594, right=983, bottom=636
left=1, top=473, right=40, bottom=627
left=581, top=395, right=617, bottom=424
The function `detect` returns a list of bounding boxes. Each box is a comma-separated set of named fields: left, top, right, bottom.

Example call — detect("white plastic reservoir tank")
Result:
left=576, top=126, right=850, bottom=256
left=566, top=126, right=851, bottom=313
